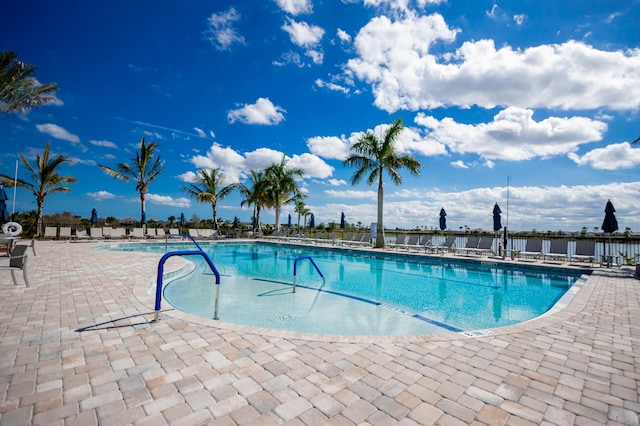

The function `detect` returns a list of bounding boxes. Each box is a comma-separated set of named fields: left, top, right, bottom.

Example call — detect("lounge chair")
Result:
left=90, top=227, right=104, bottom=239
left=44, top=226, right=57, bottom=240
left=188, top=229, right=200, bottom=239
left=400, top=234, right=421, bottom=251
left=111, top=228, right=126, bottom=239
left=337, top=233, right=354, bottom=246
left=570, top=240, right=596, bottom=265
left=59, top=227, right=73, bottom=240
left=0, top=244, right=29, bottom=286
left=388, top=234, right=407, bottom=250
left=129, top=228, right=145, bottom=239
left=456, top=237, right=480, bottom=256
left=428, top=235, right=456, bottom=254
left=145, top=228, right=157, bottom=239
left=465, top=237, right=494, bottom=256
left=168, top=229, right=182, bottom=239
left=74, top=229, right=90, bottom=240
left=421, top=235, right=433, bottom=251
left=519, top=239, right=543, bottom=260
left=155, top=228, right=166, bottom=239
left=544, top=240, right=568, bottom=263
left=102, top=227, right=113, bottom=239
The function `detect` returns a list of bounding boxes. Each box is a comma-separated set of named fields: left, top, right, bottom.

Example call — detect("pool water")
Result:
left=100, top=241, right=585, bottom=336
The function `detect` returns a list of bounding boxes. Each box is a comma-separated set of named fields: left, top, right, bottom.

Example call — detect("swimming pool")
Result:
left=99, top=241, right=587, bottom=336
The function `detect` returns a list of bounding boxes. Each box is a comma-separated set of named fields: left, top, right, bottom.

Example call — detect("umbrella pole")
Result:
left=11, top=160, right=18, bottom=219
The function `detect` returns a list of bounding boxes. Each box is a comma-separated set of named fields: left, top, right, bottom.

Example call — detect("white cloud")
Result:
left=451, top=160, right=468, bottom=169
left=324, top=189, right=377, bottom=199
left=306, top=134, right=353, bottom=160
left=275, top=0, right=312, bottom=15
left=315, top=78, right=350, bottom=94
left=336, top=28, right=351, bottom=43
left=147, top=194, right=191, bottom=208
left=282, top=18, right=325, bottom=47
left=204, top=7, right=245, bottom=51
left=228, top=97, right=286, bottom=125
left=327, top=178, right=347, bottom=186
left=36, top=123, right=80, bottom=143
left=415, top=107, right=607, bottom=161
left=89, top=139, right=117, bottom=149
left=194, top=127, right=206, bottom=138
left=87, top=190, right=116, bottom=201
left=568, top=142, right=640, bottom=170
left=288, top=153, right=334, bottom=178
left=513, top=14, right=526, bottom=26
left=347, top=13, right=640, bottom=113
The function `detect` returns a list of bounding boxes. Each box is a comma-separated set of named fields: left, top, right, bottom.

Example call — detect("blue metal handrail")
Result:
left=293, top=255, right=324, bottom=293
left=154, top=237, right=221, bottom=322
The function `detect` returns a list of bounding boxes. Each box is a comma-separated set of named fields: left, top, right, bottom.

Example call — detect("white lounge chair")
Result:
left=59, top=227, right=73, bottom=240
left=456, top=237, right=480, bottom=256
left=74, top=229, right=90, bottom=240
left=44, top=226, right=57, bottom=240
left=129, top=228, right=145, bottom=239
left=570, top=240, right=595, bottom=265
left=519, top=239, right=543, bottom=260
left=90, top=227, right=104, bottom=239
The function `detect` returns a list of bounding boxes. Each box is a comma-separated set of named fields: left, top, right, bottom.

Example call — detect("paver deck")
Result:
left=0, top=240, right=638, bottom=425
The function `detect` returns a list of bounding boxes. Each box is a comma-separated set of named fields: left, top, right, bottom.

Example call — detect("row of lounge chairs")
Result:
left=44, top=226, right=182, bottom=240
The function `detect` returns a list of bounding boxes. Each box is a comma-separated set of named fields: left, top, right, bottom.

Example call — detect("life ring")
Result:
left=2, top=222, right=22, bottom=236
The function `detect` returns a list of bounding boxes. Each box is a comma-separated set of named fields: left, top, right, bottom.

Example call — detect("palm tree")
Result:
left=264, top=156, right=304, bottom=232
left=294, top=199, right=309, bottom=230
left=98, top=136, right=163, bottom=226
left=181, top=168, right=237, bottom=231
left=0, top=142, right=76, bottom=236
left=238, top=170, right=270, bottom=233
left=343, top=118, right=422, bottom=248
left=0, top=51, right=59, bottom=114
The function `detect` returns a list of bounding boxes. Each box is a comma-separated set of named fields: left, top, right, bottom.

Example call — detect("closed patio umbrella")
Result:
left=439, top=208, right=446, bottom=231
left=601, top=200, right=619, bottom=264
left=340, top=212, right=345, bottom=229
left=493, top=203, right=502, bottom=232
left=287, top=214, right=292, bottom=228
left=90, top=208, right=98, bottom=226
left=309, top=213, right=315, bottom=228
left=0, top=186, right=7, bottom=225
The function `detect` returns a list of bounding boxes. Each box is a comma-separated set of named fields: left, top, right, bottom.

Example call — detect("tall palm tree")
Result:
left=0, top=142, right=76, bottom=236
left=98, top=136, right=163, bottom=226
left=294, top=199, right=309, bottom=230
left=0, top=51, right=59, bottom=114
left=238, top=170, right=270, bottom=233
left=343, top=118, right=422, bottom=248
left=181, top=168, right=237, bottom=231
left=265, top=156, right=304, bottom=232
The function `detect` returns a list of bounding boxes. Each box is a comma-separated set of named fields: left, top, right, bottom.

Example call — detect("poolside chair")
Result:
left=544, top=239, right=568, bottom=263
left=570, top=240, right=596, bottom=265
left=111, top=228, right=126, bottom=239
left=421, top=235, right=433, bottom=252
left=102, top=227, right=113, bottom=239
left=44, top=226, right=57, bottom=240
left=437, top=235, right=457, bottom=254
left=519, top=239, right=543, bottom=260
left=465, top=237, right=494, bottom=256
left=90, top=227, right=104, bottom=239
left=457, top=237, right=480, bottom=256
left=129, top=228, right=145, bottom=239
left=59, top=226, right=72, bottom=240
left=145, top=227, right=157, bottom=239
left=74, top=229, right=90, bottom=240
left=0, top=244, right=29, bottom=286
left=155, top=228, right=166, bottom=239
left=188, top=229, right=200, bottom=239
left=401, top=234, right=421, bottom=251
left=337, top=232, right=354, bottom=246
left=168, top=228, right=182, bottom=239
left=388, top=234, right=407, bottom=250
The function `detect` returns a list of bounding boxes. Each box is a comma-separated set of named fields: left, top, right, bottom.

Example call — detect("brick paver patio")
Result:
left=0, top=240, right=638, bottom=425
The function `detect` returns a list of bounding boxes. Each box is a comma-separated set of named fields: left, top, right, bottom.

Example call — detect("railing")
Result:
left=154, top=234, right=221, bottom=321
left=293, top=255, right=324, bottom=293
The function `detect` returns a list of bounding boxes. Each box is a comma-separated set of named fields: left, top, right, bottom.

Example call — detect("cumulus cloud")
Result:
left=306, top=134, right=354, bottom=160
left=415, top=107, right=607, bottom=161
left=282, top=18, right=325, bottom=64
left=89, top=139, right=117, bottom=149
left=87, top=190, right=116, bottom=201
left=275, top=0, right=312, bottom=15
left=228, top=97, right=286, bottom=125
left=568, top=142, right=640, bottom=170
left=36, top=123, right=80, bottom=143
left=146, top=194, right=191, bottom=208
left=336, top=28, right=351, bottom=43
left=204, top=7, right=245, bottom=51
left=346, top=13, right=640, bottom=113
left=324, top=189, right=377, bottom=199
left=184, top=142, right=334, bottom=185
left=194, top=127, right=206, bottom=138
left=315, top=78, right=350, bottom=94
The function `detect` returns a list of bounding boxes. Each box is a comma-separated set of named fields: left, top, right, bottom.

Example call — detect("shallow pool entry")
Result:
left=101, top=241, right=586, bottom=336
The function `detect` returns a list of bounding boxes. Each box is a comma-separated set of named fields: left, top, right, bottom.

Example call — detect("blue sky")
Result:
left=1, top=0, right=639, bottom=232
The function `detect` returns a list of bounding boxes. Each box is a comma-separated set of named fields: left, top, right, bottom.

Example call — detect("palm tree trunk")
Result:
left=212, top=204, right=218, bottom=230
left=274, top=202, right=281, bottom=232
left=140, top=192, right=146, bottom=231
left=376, top=175, right=385, bottom=248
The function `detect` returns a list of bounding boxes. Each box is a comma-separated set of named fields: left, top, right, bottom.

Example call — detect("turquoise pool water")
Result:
left=98, top=241, right=585, bottom=336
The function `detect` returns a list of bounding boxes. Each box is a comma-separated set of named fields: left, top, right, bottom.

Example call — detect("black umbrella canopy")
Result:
left=340, top=211, right=345, bottom=229
left=493, top=203, right=502, bottom=232
left=439, top=208, right=447, bottom=231
left=233, top=216, right=239, bottom=228
left=309, top=213, right=315, bottom=228
left=287, top=214, right=292, bottom=228
left=141, top=211, right=147, bottom=225
left=601, top=200, right=619, bottom=234
left=179, top=212, right=185, bottom=227
left=90, top=208, right=98, bottom=224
